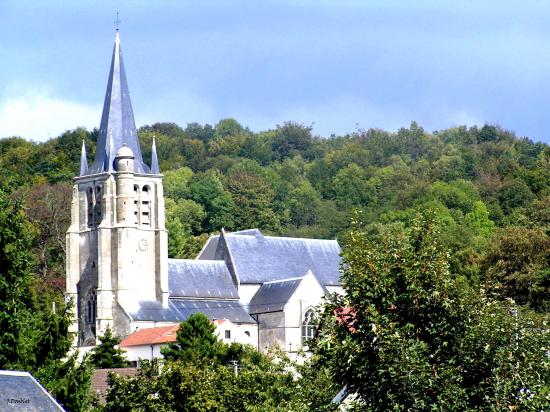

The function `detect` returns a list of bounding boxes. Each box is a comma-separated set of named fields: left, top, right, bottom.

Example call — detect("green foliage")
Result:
left=0, top=188, right=36, bottom=369
left=36, top=352, right=94, bottom=412
left=272, top=121, right=314, bottom=161
left=163, top=167, right=194, bottom=200
left=90, top=326, right=129, bottom=369
left=188, top=171, right=236, bottom=232
left=2, top=120, right=549, bottom=279
left=316, top=213, right=550, bottom=410
left=103, top=351, right=338, bottom=412
left=161, top=313, right=220, bottom=362
left=2, top=118, right=549, bottom=408
left=0, top=187, right=92, bottom=411
left=482, top=226, right=550, bottom=311
left=226, top=170, right=282, bottom=232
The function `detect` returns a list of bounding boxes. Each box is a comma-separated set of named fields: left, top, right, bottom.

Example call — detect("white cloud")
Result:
left=0, top=93, right=99, bottom=141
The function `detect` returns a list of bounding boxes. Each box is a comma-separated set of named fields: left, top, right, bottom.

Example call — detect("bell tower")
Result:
left=65, top=30, right=168, bottom=346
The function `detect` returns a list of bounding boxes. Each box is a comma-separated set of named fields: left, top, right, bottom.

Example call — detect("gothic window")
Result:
left=302, top=309, right=316, bottom=343
left=94, top=185, right=102, bottom=223
left=86, top=288, right=97, bottom=326
left=87, top=187, right=94, bottom=227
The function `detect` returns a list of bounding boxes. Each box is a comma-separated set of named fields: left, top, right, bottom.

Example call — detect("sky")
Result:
left=2, top=1, right=550, bottom=143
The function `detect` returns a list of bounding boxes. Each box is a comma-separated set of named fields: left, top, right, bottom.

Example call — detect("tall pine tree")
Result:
left=0, top=188, right=36, bottom=369
left=90, top=326, right=128, bottom=368
left=0, top=188, right=93, bottom=411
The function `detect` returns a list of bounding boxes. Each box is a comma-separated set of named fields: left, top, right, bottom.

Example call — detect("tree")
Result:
left=90, top=326, right=128, bottom=368
left=331, top=163, right=373, bottom=207
left=188, top=171, right=235, bottom=232
left=214, top=118, right=245, bottom=140
left=103, top=350, right=338, bottom=412
left=226, top=170, right=281, bottom=232
left=23, top=182, right=72, bottom=282
left=316, top=213, right=550, bottom=410
left=482, top=226, right=550, bottom=311
left=184, top=122, right=215, bottom=142
left=162, top=313, right=220, bottom=362
left=0, top=188, right=36, bottom=369
left=163, top=167, right=194, bottom=200
left=0, top=187, right=93, bottom=411
left=272, top=122, right=313, bottom=161
left=36, top=352, right=94, bottom=412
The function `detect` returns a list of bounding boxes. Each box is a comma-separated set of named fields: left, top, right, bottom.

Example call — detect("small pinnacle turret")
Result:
left=79, top=140, right=88, bottom=176
left=151, top=137, right=160, bottom=174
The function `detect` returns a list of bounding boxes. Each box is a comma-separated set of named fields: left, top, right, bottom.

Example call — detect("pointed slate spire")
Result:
left=88, top=30, right=150, bottom=174
left=150, top=136, right=160, bottom=174
left=79, top=140, right=88, bottom=176
left=106, top=132, right=115, bottom=172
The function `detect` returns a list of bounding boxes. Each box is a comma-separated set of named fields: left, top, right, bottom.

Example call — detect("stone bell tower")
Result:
left=65, top=30, right=168, bottom=346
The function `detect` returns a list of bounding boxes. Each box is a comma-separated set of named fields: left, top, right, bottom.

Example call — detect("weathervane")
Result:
left=114, top=11, right=121, bottom=31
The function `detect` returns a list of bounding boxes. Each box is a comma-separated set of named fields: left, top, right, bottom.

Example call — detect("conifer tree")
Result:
left=162, top=312, right=220, bottom=362
left=0, top=188, right=94, bottom=411
left=90, top=326, right=128, bottom=368
left=0, top=188, right=35, bottom=369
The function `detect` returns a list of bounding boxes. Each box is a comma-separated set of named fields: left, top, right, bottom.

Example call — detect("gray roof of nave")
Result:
left=248, top=277, right=303, bottom=314
left=129, top=299, right=256, bottom=324
left=198, top=230, right=342, bottom=286
left=86, top=31, right=149, bottom=175
left=168, top=259, right=238, bottom=299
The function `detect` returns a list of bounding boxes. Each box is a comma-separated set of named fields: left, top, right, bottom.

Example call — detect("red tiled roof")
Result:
left=92, top=367, right=137, bottom=404
left=120, top=325, right=179, bottom=347
left=334, top=306, right=358, bottom=333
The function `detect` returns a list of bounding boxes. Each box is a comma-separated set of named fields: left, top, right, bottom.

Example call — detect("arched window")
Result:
left=87, top=187, right=94, bottom=227
left=94, top=185, right=102, bottom=223
left=86, top=288, right=97, bottom=325
left=141, top=185, right=151, bottom=226
left=133, top=185, right=140, bottom=224
left=302, top=308, right=316, bottom=343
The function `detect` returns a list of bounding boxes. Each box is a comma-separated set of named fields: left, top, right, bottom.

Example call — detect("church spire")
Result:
left=79, top=140, right=88, bottom=176
left=150, top=136, right=160, bottom=174
left=88, top=30, right=149, bottom=174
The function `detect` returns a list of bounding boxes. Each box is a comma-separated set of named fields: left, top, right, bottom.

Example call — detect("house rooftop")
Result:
left=120, top=325, right=179, bottom=347
left=0, top=370, right=64, bottom=411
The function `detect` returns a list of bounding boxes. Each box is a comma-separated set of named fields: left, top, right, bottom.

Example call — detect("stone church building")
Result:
left=65, top=30, right=342, bottom=353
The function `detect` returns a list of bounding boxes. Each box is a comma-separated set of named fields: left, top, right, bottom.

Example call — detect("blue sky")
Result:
left=2, top=1, right=550, bottom=143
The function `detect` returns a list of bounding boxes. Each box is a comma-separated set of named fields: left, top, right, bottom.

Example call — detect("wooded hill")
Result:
left=3, top=119, right=549, bottom=310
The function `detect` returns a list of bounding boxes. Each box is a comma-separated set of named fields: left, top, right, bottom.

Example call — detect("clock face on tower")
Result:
left=138, top=239, right=149, bottom=252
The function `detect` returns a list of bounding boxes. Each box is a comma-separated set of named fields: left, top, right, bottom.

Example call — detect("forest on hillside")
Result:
left=1, top=119, right=549, bottom=311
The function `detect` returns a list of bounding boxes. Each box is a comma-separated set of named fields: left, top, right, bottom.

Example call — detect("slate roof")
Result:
left=168, top=259, right=238, bottom=299
left=120, top=325, right=179, bottom=347
left=0, top=370, right=64, bottom=411
left=198, top=230, right=342, bottom=286
left=129, top=299, right=256, bottom=324
left=248, top=277, right=303, bottom=314
left=86, top=31, right=149, bottom=175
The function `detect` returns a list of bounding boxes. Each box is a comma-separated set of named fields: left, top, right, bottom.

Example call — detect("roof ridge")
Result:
left=168, top=258, right=226, bottom=264
left=226, top=233, right=338, bottom=243
left=262, top=276, right=304, bottom=285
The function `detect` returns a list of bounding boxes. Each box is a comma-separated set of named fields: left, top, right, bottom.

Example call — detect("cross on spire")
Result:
left=114, top=12, right=121, bottom=31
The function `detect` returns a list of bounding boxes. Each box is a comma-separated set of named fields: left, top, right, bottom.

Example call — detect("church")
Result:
left=65, top=30, right=342, bottom=354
